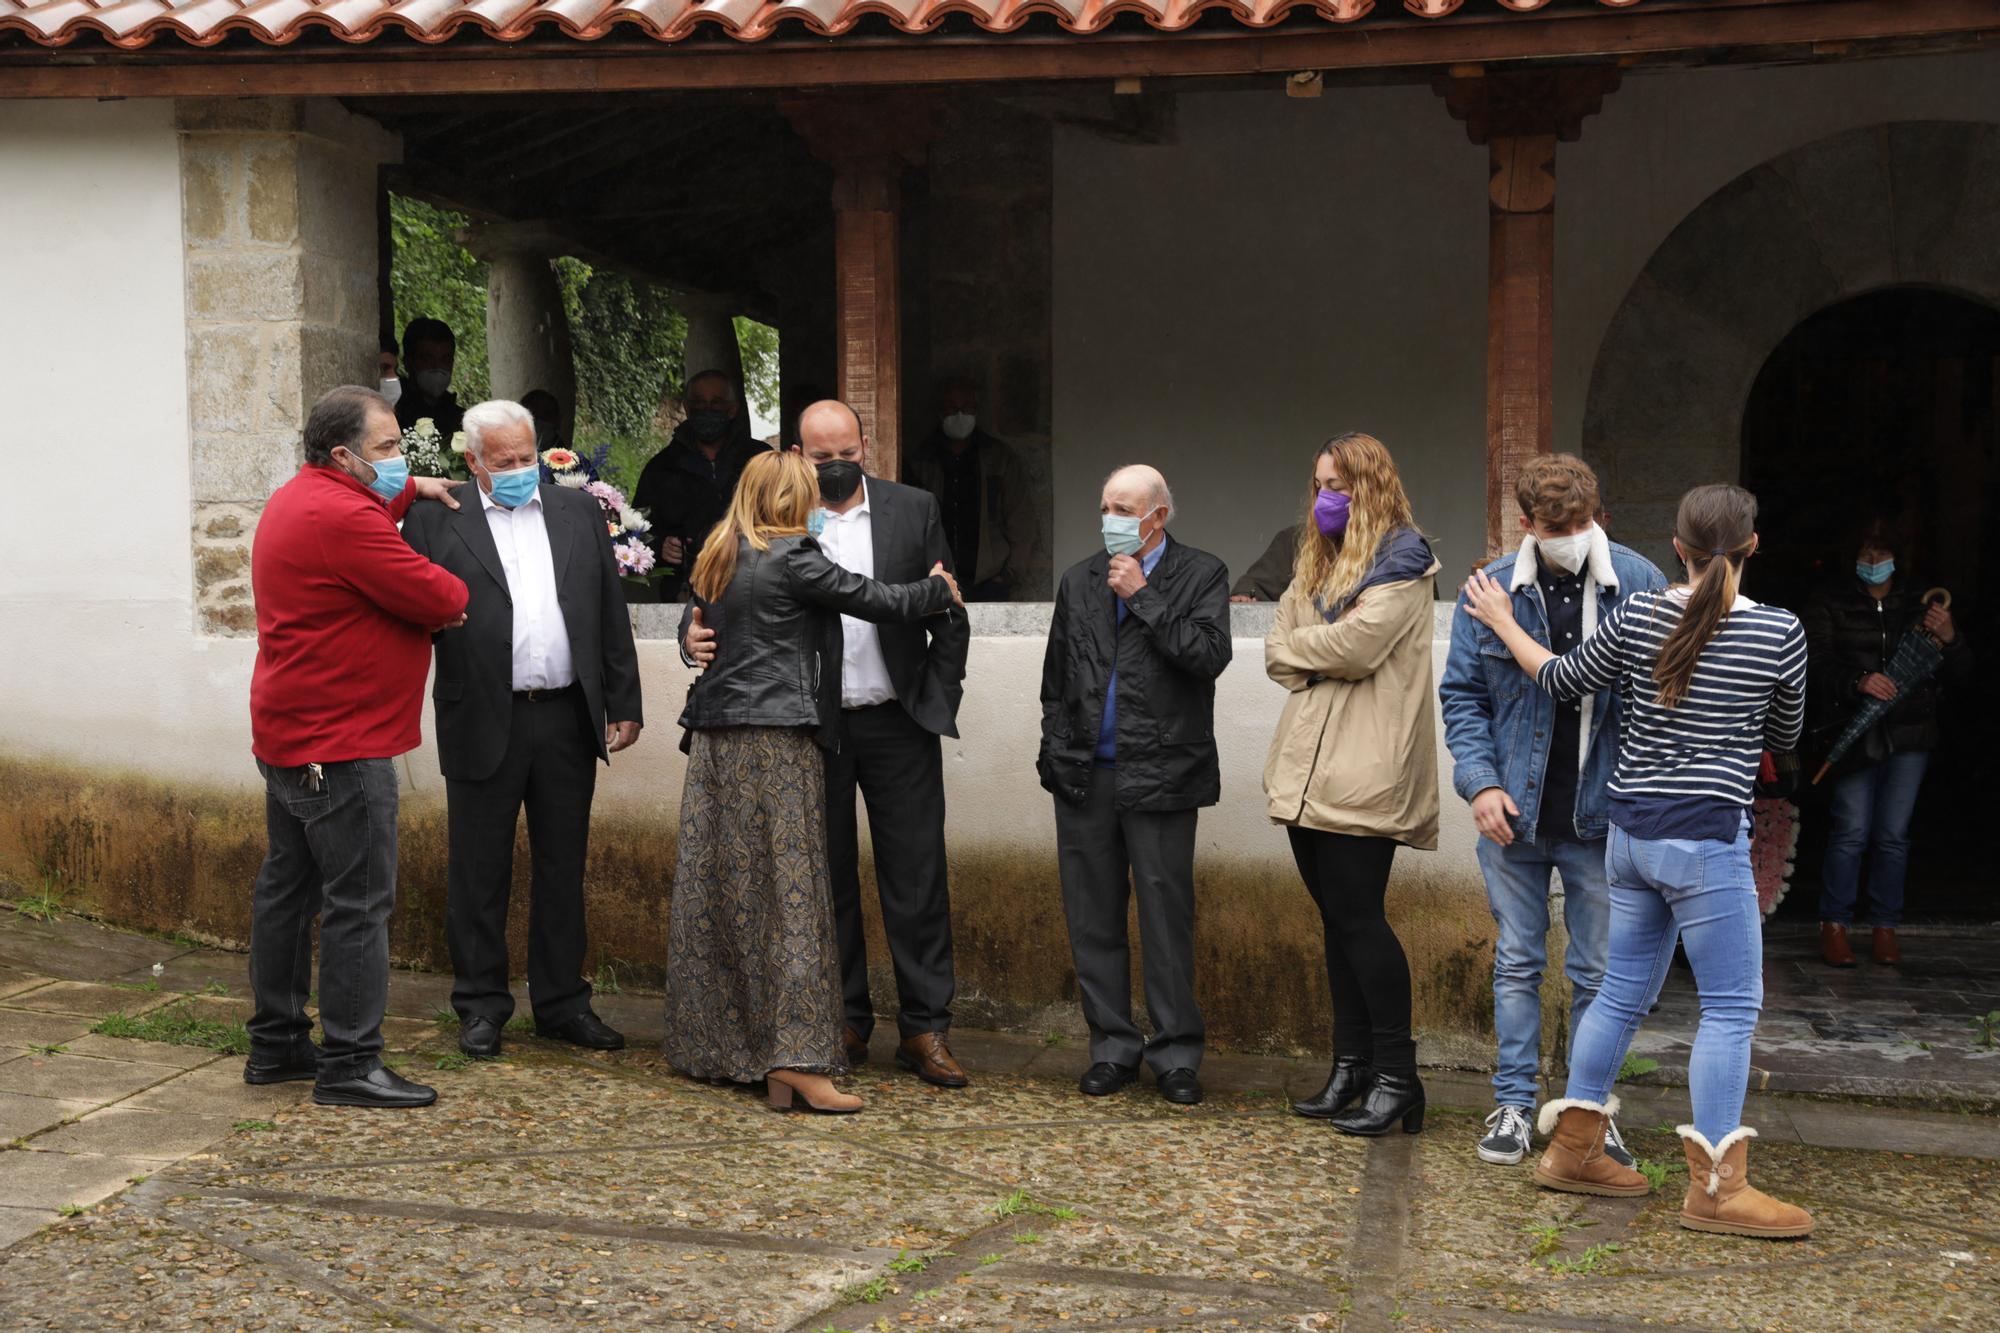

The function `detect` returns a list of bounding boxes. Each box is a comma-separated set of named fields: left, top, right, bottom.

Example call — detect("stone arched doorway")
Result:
left=1581, top=120, right=2000, bottom=573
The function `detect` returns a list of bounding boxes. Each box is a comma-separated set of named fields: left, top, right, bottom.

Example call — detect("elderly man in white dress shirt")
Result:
left=402, top=400, right=643, bottom=1062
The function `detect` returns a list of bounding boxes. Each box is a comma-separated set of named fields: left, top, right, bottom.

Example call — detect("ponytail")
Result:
left=1652, top=483, right=1759, bottom=709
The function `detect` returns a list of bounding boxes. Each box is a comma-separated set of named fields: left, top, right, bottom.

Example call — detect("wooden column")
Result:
left=1440, top=67, right=1619, bottom=557
left=783, top=95, right=932, bottom=483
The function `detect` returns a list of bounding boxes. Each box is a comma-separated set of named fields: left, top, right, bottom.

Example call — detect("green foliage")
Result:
left=91, top=1003, right=250, bottom=1056
left=13, top=874, right=67, bottom=923
left=1011, top=1231, right=1045, bottom=1245
left=57, top=1204, right=85, bottom=1218
left=841, top=1276, right=893, bottom=1304
left=1617, top=1054, right=1659, bottom=1082
left=976, top=1254, right=1003, bottom=1267
left=987, top=1189, right=1031, bottom=1219
left=1634, top=1158, right=1680, bottom=1191
left=434, top=1051, right=475, bottom=1072
left=233, top=1119, right=276, bottom=1133
left=733, top=316, right=780, bottom=419
left=1544, top=1242, right=1622, bottom=1275
left=389, top=196, right=491, bottom=405
left=26, top=1043, right=66, bottom=1056
left=886, top=1250, right=929, bottom=1274
left=1972, top=1011, right=2000, bottom=1050
left=556, top=257, right=686, bottom=442
left=1519, top=1217, right=1591, bottom=1262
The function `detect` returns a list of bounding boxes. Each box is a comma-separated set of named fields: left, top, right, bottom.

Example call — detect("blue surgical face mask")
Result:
left=486, top=462, right=539, bottom=509
left=1101, top=509, right=1155, bottom=558
left=1856, top=557, right=1895, bottom=586
left=807, top=508, right=827, bottom=538
left=353, top=451, right=407, bottom=503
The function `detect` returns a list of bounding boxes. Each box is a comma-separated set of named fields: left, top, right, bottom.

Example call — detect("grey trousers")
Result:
left=1052, top=767, right=1205, bottom=1075
left=247, top=757, right=399, bottom=1082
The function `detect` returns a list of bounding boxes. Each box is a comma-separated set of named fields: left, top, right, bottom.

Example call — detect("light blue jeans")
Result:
left=1478, top=835, right=1609, bottom=1109
left=1820, top=750, right=1929, bottom=929
left=1564, top=820, right=1763, bottom=1143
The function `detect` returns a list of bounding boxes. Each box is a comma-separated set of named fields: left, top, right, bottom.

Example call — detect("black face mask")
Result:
left=817, top=460, right=865, bottom=505
left=687, top=409, right=731, bottom=444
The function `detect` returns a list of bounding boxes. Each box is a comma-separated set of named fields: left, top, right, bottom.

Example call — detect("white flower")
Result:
left=618, top=506, right=651, bottom=533
left=415, top=418, right=436, bottom=437
left=448, top=431, right=467, bottom=453
left=555, top=471, right=590, bottom=488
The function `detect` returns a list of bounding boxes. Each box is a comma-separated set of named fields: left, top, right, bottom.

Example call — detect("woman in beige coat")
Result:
left=1264, top=432, right=1441, bottom=1137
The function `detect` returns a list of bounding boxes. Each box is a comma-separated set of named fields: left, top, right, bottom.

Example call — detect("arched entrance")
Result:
left=1741, top=288, right=2000, bottom=920
left=1586, top=123, right=2000, bottom=921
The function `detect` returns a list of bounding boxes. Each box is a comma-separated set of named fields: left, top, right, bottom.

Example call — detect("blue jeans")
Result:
left=1819, top=750, right=1929, bottom=929
left=1564, top=821, right=1763, bottom=1143
left=1478, top=835, right=1609, bottom=1109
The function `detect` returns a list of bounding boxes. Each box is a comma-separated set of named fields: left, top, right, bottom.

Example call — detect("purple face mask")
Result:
left=1314, top=488, right=1351, bottom=539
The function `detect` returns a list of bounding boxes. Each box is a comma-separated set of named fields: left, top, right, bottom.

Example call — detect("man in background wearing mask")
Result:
left=1439, top=453, right=1664, bottom=1172
left=519, top=389, right=565, bottom=453
left=903, top=376, right=1038, bottom=600
left=402, top=400, right=644, bottom=1063
left=394, top=318, right=466, bottom=439
left=733, top=399, right=973, bottom=1086
left=378, top=336, right=402, bottom=410
left=633, top=369, right=766, bottom=603
left=1037, top=465, right=1230, bottom=1106
left=248, top=385, right=468, bottom=1109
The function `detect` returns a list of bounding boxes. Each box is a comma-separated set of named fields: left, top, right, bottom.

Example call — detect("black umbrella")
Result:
left=1811, top=588, right=1951, bottom=785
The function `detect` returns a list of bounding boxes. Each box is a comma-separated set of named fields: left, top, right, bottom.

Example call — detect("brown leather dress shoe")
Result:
left=1871, top=927, right=1901, bottom=965
left=843, top=1025, right=870, bottom=1066
left=1820, top=921, right=1857, bottom=968
left=895, top=1031, right=970, bottom=1088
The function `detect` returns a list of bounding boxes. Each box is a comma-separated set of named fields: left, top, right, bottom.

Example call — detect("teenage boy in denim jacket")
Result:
left=1440, top=455, right=1665, bottom=1168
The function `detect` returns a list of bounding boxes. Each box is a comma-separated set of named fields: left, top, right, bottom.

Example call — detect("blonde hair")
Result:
left=1652, top=483, right=1758, bottom=709
left=688, top=450, right=817, bottom=603
left=1292, top=432, right=1417, bottom=607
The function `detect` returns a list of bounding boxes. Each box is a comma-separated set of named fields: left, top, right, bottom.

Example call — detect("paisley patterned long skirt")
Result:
left=663, top=725, right=846, bottom=1082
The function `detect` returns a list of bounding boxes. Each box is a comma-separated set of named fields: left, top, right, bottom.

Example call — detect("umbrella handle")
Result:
left=1811, top=761, right=1831, bottom=786
left=1923, top=586, right=1951, bottom=610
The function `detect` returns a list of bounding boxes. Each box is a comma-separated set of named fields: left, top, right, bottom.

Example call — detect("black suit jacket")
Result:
left=403, top=483, right=644, bottom=783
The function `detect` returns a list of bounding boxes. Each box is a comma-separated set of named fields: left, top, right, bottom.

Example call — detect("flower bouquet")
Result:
left=541, top=447, right=662, bottom=587
left=402, top=417, right=470, bottom=481
left=1748, top=797, right=1799, bottom=917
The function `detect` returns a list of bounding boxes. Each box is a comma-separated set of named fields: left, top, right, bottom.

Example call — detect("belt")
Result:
left=513, top=683, right=579, bottom=702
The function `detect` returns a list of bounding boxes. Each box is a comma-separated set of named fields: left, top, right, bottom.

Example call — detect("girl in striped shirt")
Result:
left=1463, top=483, right=1814, bottom=1241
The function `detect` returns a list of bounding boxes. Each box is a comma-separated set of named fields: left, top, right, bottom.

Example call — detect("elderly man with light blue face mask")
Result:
left=1036, top=464, right=1233, bottom=1107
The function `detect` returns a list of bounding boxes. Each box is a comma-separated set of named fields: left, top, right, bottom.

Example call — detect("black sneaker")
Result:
left=1602, top=1114, right=1636, bottom=1169
left=1477, top=1104, right=1534, bottom=1165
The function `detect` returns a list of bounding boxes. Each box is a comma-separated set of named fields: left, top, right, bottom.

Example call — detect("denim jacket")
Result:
left=1439, top=536, right=1665, bottom=842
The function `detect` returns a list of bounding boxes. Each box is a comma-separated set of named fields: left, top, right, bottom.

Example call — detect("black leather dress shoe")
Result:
left=1078, top=1061, right=1138, bottom=1097
left=314, top=1065, right=438, bottom=1109
left=1329, top=1070, right=1425, bottom=1137
left=243, top=1044, right=320, bottom=1085
left=1292, top=1055, right=1372, bottom=1119
left=1157, top=1068, right=1204, bottom=1105
left=458, top=1016, right=502, bottom=1059
left=537, top=1010, right=625, bottom=1051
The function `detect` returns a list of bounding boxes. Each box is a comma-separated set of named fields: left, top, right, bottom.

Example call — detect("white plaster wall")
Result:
left=1053, top=49, right=2000, bottom=583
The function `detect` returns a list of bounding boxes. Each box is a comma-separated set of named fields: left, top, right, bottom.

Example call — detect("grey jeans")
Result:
left=1052, top=767, right=1205, bottom=1075
left=247, top=757, right=399, bottom=1082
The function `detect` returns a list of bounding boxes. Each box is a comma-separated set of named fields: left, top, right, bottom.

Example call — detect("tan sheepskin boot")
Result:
left=1676, top=1126, right=1815, bottom=1238
left=1532, top=1097, right=1651, bottom=1197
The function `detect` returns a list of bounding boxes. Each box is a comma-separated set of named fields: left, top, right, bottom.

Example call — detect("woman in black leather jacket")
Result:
left=663, top=451, right=960, bottom=1114
left=1803, top=516, right=1967, bottom=967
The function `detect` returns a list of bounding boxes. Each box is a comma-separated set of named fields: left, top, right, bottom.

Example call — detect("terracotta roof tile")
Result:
left=0, top=0, right=1662, bottom=48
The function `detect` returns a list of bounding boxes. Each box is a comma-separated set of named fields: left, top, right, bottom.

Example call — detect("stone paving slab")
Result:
left=0, top=1008, right=93, bottom=1049
left=2, top=1051, right=186, bottom=1105
left=0, top=1204, right=57, bottom=1251
left=120, top=1059, right=311, bottom=1118
left=0, top=912, right=180, bottom=980
left=55, top=1032, right=222, bottom=1070
left=0, top=1147, right=157, bottom=1211
left=3, top=980, right=182, bottom=1020
left=0, top=971, right=52, bottom=1001
left=31, top=1107, right=247, bottom=1162
left=0, top=1090, right=93, bottom=1142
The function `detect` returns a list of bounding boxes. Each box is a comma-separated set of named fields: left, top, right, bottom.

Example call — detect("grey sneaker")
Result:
left=1478, top=1104, right=1534, bottom=1165
left=1601, top=1114, right=1635, bottom=1169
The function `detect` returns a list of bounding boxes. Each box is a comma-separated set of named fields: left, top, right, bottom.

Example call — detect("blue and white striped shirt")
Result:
left=1536, top=588, right=1807, bottom=814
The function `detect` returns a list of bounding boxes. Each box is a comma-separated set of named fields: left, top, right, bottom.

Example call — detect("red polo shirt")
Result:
left=250, top=465, right=469, bottom=766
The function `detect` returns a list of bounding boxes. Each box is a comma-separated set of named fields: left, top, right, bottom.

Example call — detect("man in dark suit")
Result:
left=403, top=399, right=643, bottom=1059
left=686, top=399, right=973, bottom=1084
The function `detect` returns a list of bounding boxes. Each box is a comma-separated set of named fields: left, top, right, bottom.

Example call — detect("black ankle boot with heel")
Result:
left=1291, top=1056, right=1373, bottom=1120
left=1329, top=1070, right=1425, bottom=1137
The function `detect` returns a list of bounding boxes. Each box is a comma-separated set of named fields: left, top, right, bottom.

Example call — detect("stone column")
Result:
left=681, top=298, right=744, bottom=389
left=783, top=94, right=934, bottom=483
left=1439, top=68, right=1619, bottom=558
left=177, top=99, right=399, bottom=635
left=466, top=224, right=578, bottom=443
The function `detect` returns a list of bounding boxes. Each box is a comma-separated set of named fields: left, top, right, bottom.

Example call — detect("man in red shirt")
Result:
left=247, top=385, right=469, bottom=1109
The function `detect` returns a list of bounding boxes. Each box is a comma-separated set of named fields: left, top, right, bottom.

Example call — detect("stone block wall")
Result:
left=176, top=99, right=398, bottom=635
left=926, top=103, right=1057, bottom=598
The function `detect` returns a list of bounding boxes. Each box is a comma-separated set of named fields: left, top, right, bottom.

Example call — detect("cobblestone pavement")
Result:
left=0, top=911, right=1995, bottom=1331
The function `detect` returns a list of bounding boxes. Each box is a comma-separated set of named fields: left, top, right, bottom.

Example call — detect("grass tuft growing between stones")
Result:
left=92, top=1001, right=250, bottom=1055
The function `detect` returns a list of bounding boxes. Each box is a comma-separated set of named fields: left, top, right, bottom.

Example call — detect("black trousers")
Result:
left=1053, top=768, right=1205, bottom=1074
left=825, top=702, right=955, bottom=1041
left=445, top=689, right=598, bottom=1026
left=1287, top=827, right=1415, bottom=1073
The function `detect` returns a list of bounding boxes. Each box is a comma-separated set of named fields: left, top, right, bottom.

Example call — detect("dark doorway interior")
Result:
left=1741, top=286, right=2000, bottom=922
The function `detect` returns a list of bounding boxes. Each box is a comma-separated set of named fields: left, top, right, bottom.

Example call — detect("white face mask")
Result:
left=1538, top=526, right=1594, bottom=575
left=379, top=377, right=402, bottom=408
left=413, top=368, right=452, bottom=400
left=940, top=412, right=976, bottom=442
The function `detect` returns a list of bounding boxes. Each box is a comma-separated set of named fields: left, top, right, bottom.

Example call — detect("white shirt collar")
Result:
left=1509, top=523, right=1616, bottom=593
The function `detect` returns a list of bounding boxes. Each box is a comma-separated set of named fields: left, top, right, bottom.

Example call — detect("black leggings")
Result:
left=1287, top=827, right=1414, bottom=1074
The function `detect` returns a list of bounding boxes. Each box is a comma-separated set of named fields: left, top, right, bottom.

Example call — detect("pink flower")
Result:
left=614, top=542, right=656, bottom=577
